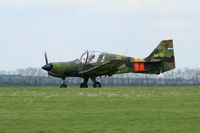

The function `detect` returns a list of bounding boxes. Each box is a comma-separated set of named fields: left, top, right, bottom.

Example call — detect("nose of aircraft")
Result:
left=42, top=64, right=53, bottom=71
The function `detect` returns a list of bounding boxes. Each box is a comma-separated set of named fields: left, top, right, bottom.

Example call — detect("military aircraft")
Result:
left=42, top=39, right=175, bottom=88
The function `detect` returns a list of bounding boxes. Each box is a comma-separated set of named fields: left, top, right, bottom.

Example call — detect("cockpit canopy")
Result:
left=75, top=51, right=106, bottom=64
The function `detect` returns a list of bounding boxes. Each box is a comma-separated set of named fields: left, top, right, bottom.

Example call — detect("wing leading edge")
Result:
left=79, top=60, right=124, bottom=76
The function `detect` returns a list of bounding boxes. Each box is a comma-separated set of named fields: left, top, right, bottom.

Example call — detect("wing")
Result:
left=79, top=60, right=124, bottom=76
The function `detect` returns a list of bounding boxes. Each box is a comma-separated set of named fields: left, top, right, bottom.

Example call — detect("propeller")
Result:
left=42, top=52, right=52, bottom=76
left=45, top=52, right=48, bottom=65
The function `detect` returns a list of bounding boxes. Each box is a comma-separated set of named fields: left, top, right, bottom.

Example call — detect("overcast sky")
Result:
left=0, top=0, right=199, bottom=71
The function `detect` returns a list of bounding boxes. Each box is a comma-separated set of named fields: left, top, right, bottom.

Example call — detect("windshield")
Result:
left=76, top=51, right=105, bottom=64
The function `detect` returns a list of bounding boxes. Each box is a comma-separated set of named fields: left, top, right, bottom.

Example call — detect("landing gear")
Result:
left=60, top=83, right=67, bottom=88
left=60, top=78, right=67, bottom=88
left=91, top=77, right=101, bottom=88
left=80, top=83, right=88, bottom=88
left=80, top=78, right=89, bottom=88
left=80, top=77, right=102, bottom=88
left=93, top=82, right=101, bottom=88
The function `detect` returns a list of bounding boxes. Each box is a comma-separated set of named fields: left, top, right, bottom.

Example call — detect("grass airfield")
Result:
left=0, top=86, right=200, bottom=133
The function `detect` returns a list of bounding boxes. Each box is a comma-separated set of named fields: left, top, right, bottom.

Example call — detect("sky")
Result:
left=0, top=0, right=199, bottom=71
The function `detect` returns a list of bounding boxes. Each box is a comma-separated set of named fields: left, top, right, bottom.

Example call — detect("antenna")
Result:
left=123, top=48, right=128, bottom=56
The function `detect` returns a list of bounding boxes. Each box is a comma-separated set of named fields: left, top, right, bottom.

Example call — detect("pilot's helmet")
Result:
left=90, top=54, right=95, bottom=58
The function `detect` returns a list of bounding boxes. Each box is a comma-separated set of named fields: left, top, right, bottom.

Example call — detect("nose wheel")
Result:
left=60, top=78, right=68, bottom=88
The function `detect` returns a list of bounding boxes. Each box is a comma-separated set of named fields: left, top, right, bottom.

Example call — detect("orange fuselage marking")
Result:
left=140, top=63, right=145, bottom=71
left=133, top=58, right=145, bottom=72
left=134, top=63, right=140, bottom=72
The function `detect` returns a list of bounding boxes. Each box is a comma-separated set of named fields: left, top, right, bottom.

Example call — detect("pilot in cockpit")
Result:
left=88, top=54, right=95, bottom=63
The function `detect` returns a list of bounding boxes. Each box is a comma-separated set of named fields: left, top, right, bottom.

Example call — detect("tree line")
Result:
left=0, top=67, right=200, bottom=86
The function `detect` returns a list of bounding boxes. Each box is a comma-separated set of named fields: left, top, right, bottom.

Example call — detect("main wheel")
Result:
left=93, top=82, right=101, bottom=88
left=80, top=83, right=88, bottom=88
left=60, top=84, right=67, bottom=88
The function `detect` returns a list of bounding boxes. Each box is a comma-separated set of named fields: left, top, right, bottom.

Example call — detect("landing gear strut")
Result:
left=80, top=77, right=89, bottom=88
left=60, top=78, right=67, bottom=88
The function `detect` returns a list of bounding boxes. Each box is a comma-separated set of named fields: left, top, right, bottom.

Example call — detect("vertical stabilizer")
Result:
left=145, top=40, right=175, bottom=73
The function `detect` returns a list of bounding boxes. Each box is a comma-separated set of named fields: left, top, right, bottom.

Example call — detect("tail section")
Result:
left=118, top=39, right=175, bottom=75
left=145, top=39, right=175, bottom=73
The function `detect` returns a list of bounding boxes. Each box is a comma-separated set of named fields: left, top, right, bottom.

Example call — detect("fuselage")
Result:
left=42, top=40, right=175, bottom=88
left=45, top=52, right=128, bottom=78
left=42, top=52, right=161, bottom=79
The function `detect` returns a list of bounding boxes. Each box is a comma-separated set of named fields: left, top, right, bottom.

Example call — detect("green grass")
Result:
left=0, top=86, right=200, bottom=133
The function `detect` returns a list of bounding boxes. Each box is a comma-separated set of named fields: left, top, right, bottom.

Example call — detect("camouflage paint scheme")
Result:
left=42, top=39, right=175, bottom=87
